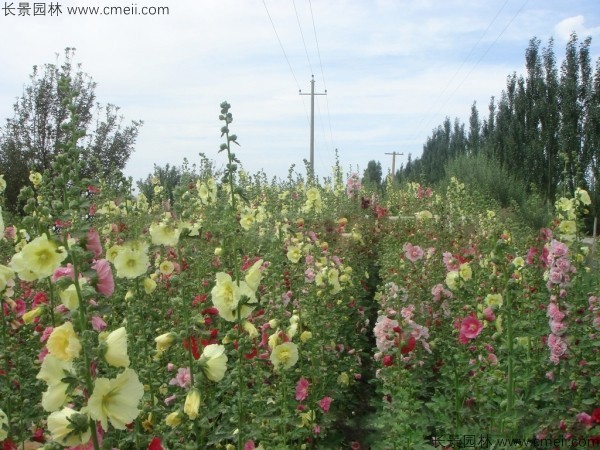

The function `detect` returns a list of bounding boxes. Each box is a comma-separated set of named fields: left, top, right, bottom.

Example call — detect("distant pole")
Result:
left=300, top=75, right=327, bottom=176
left=385, top=151, right=403, bottom=180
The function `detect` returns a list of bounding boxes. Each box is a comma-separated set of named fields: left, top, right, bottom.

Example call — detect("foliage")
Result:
left=0, top=48, right=142, bottom=212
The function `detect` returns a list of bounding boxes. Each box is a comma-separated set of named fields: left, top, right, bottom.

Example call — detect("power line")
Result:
left=308, top=0, right=336, bottom=161
left=292, top=0, right=314, bottom=75
left=262, top=0, right=310, bottom=125
left=409, top=0, right=517, bottom=144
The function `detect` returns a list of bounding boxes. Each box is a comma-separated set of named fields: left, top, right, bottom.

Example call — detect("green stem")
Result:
left=46, top=278, right=56, bottom=327
left=0, top=296, right=13, bottom=439
left=69, top=246, right=101, bottom=450
left=506, top=288, right=515, bottom=417
left=237, top=306, right=245, bottom=450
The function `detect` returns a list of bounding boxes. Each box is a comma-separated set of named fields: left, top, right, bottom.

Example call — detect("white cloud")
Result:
left=555, top=15, right=600, bottom=41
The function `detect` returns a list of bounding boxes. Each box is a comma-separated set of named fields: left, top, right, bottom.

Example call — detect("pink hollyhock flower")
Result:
left=41, top=326, right=54, bottom=342
left=549, top=320, right=566, bottom=335
left=244, top=441, right=255, bottom=450
left=90, top=316, right=107, bottom=331
left=403, top=243, right=424, bottom=263
left=85, top=228, right=103, bottom=258
left=442, top=252, right=459, bottom=272
left=52, top=264, right=75, bottom=282
left=4, top=225, right=16, bottom=240
left=548, top=268, right=563, bottom=285
left=548, top=334, right=568, bottom=364
left=431, top=284, right=443, bottom=301
left=92, top=259, right=114, bottom=297
left=401, top=305, right=415, bottom=320
left=547, top=303, right=565, bottom=322
left=576, top=412, right=593, bottom=426
left=373, top=316, right=399, bottom=352
left=483, top=306, right=495, bottom=322
left=295, top=377, right=310, bottom=401
left=304, top=268, right=315, bottom=283
left=169, top=367, right=191, bottom=389
left=318, top=396, right=333, bottom=413
left=164, top=394, right=176, bottom=406
left=555, top=257, right=571, bottom=274
left=459, top=313, right=483, bottom=344
left=550, top=240, right=568, bottom=258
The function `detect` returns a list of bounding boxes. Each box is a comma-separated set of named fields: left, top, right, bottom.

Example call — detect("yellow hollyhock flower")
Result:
left=29, top=171, right=43, bottom=187
left=143, top=277, right=157, bottom=294
left=200, top=344, right=228, bottom=382
left=113, top=243, right=149, bottom=279
left=287, top=245, right=302, bottom=263
left=102, top=327, right=130, bottom=368
left=154, top=332, right=176, bottom=355
left=47, top=407, right=91, bottom=447
left=87, top=368, right=144, bottom=431
left=485, top=293, right=503, bottom=309
left=23, top=306, right=43, bottom=324
left=37, top=355, right=74, bottom=385
left=244, top=259, right=263, bottom=292
left=270, top=342, right=299, bottom=371
left=149, top=222, right=181, bottom=247
left=211, top=272, right=257, bottom=322
left=159, top=260, right=175, bottom=275
left=47, top=322, right=81, bottom=362
left=10, top=234, right=67, bottom=281
left=184, top=388, right=201, bottom=420
left=59, top=280, right=86, bottom=311
left=0, top=408, right=7, bottom=440
left=165, top=411, right=182, bottom=428
left=42, top=380, right=70, bottom=412
left=445, top=271, right=460, bottom=291
left=459, top=263, right=472, bottom=281
left=0, top=265, right=13, bottom=292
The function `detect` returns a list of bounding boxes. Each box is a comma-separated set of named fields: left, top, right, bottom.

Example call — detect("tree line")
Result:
left=396, top=33, right=600, bottom=215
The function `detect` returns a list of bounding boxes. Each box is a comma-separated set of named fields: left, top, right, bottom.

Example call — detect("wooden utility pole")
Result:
left=300, top=75, right=327, bottom=175
left=385, top=151, right=403, bottom=179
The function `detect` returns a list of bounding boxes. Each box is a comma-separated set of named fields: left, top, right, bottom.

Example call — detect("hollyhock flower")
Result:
left=59, top=280, right=86, bottom=311
left=148, top=437, right=164, bottom=450
left=485, top=293, right=503, bottom=309
left=547, top=303, right=565, bottom=322
left=270, top=342, right=299, bottom=371
left=459, top=263, right=472, bottom=281
left=169, top=367, right=192, bottom=389
left=443, top=252, right=459, bottom=272
left=91, top=316, right=107, bottom=331
left=155, top=332, right=176, bottom=355
left=591, top=408, right=600, bottom=423
left=0, top=408, right=7, bottom=441
left=318, top=396, right=333, bottom=413
left=85, top=229, right=103, bottom=258
left=199, top=344, right=228, bottom=382
left=52, top=264, right=75, bottom=282
left=400, top=335, right=416, bottom=355
left=102, top=327, right=130, bottom=368
left=287, top=245, right=302, bottom=263
left=47, top=407, right=91, bottom=447
left=165, top=411, right=182, bottom=428
left=211, top=272, right=257, bottom=322
left=184, top=388, right=201, bottom=420
left=92, top=259, right=115, bottom=297
left=113, top=241, right=149, bottom=279
left=87, top=368, right=144, bottom=431
left=403, top=242, right=424, bottom=262
left=244, top=441, right=256, bottom=450
left=42, top=379, right=71, bottom=412
left=47, top=322, right=81, bottom=361
left=382, top=355, right=394, bottom=367
left=295, top=377, right=310, bottom=401
left=149, top=222, right=181, bottom=246
left=548, top=333, right=568, bottom=364
left=143, top=277, right=157, bottom=294
left=577, top=412, right=593, bottom=426
left=459, top=313, right=483, bottom=344
left=482, top=307, right=495, bottom=322
left=549, top=240, right=568, bottom=258
left=158, top=260, right=175, bottom=275
left=11, top=234, right=67, bottom=281
left=373, top=316, right=399, bottom=352
left=244, top=259, right=264, bottom=292
left=445, top=271, right=460, bottom=291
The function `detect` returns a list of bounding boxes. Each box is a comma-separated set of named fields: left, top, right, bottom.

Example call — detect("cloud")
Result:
left=555, top=15, right=600, bottom=41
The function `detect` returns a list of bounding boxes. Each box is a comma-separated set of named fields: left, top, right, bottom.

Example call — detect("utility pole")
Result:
left=300, top=75, right=327, bottom=176
left=385, top=151, right=403, bottom=180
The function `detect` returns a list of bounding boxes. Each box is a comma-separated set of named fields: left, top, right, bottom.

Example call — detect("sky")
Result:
left=1, top=0, right=599, bottom=184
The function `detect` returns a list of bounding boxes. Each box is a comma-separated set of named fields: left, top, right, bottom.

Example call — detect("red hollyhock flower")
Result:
left=382, top=355, right=394, bottom=367
left=591, top=407, right=600, bottom=424
left=183, top=336, right=200, bottom=360
left=400, top=335, right=416, bottom=355
left=148, top=437, right=164, bottom=450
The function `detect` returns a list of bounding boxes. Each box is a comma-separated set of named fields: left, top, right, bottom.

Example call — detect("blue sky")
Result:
left=1, top=0, right=599, bottom=183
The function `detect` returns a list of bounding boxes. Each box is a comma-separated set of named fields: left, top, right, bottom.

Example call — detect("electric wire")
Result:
left=262, top=0, right=310, bottom=125
left=409, top=0, right=515, bottom=144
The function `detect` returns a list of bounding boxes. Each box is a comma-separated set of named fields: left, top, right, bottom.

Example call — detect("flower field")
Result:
left=0, top=102, right=599, bottom=450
